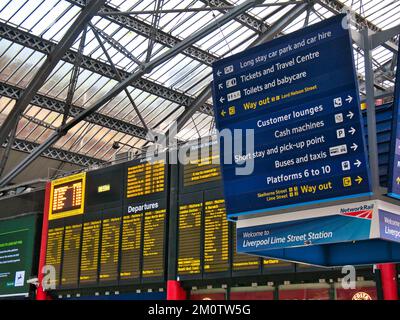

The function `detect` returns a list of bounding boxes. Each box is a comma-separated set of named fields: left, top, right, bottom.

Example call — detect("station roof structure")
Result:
left=0, top=0, right=398, bottom=188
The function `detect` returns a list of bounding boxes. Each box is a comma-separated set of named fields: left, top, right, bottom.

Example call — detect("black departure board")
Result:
left=45, top=226, right=64, bottom=289
left=142, top=207, right=166, bottom=280
left=120, top=213, right=142, bottom=282
left=126, top=160, right=165, bottom=198
left=99, top=215, right=121, bottom=284
left=79, top=219, right=101, bottom=286
left=49, top=172, right=86, bottom=220
left=203, top=198, right=229, bottom=275
left=232, top=226, right=261, bottom=274
left=61, top=223, right=82, bottom=287
left=295, top=263, right=328, bottom=272
left=177, top=198, right=203, bottom=277
left=183, top=145, right=220, bottom=188
left=85, top=164, right=124, bottom=210
left=263, top=258, right=295, bottom=273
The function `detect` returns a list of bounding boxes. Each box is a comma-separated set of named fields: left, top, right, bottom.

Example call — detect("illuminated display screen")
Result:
left=0, top=215, right=37, bottom=298
left=177, top=201, right=202, bottom=276
left=49, top=172, right=86, bottom=220
left=99, top=216, right=121, bottom=283
left=203, top=199, right=229, bottom=274
left=61, top=224, right=82, bottom=287
left=126, top=160, right=165, bottom=198
left=142, top=207, right=166, bottom=279
left=263, top=259, right=295, bottom=273
left=183, top=146, right=220, bottom=187
left=45, top=226, right=64, bottom=289
left=232, top=227, right=261, bottom=273
left=120, top=213, right=142, bottom=282
left=79, top=220, right=101, bottom=286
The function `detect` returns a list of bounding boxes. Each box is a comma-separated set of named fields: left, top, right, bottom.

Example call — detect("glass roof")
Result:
left=0, top=0, right=398, bottom=165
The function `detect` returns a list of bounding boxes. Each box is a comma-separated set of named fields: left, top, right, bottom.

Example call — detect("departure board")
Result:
left=183, top=144, right=220, bottom=187
left=49, top=172, right=86, bottom=220
left=79, top=220, right=101, bottom=286
left=45, top=226, right=64, bottom=289
left=126, top=160, right=165, bottom=198
left=177, top=201, right=203, bottom=276
left=61, top=224, right=82, bottom=287
left=120, top=213, right=142, bottom=282
left=263, top=258, right=295, bottom=273
left=99, top=216, right=121, bottom=283
left=142, top=207, right=166, bottom=280
left=232, top=226, right=261, bottom=273
left=203, top=198, right=229, bottom=275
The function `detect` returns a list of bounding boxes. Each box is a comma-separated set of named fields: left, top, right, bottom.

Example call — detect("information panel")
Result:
left=0, top=215, right=37, bottom=298
left=212, top=15, right=370, bottom=217
left=126, top=159, right=165, bottom=199
left=263, top=259, right=295, bottom=273
left=79, top=216, right=101, bottom=287
left=142, top=203, right=167, bottom=280
left=120, top=213, right=142, bottom=283
left=203, top=197, right=230, bottom=275
left=388, top=44, right=400, bottom=198
left=49, top=172, right=86, bottom=220
left=61, top=223, right=82, bottom=288
left=45, top=225, right=64, bottom=289
left=177, top=194, right=203, bottom=277
left=99, top=213, right=121, bottom=284
left=183, top=142, right=221, bottom=187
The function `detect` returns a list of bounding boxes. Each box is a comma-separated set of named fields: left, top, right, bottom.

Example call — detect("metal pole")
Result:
left=0, top=0, right=106, bottom=150
left=0, top=0, right=261, bottom=187
left=90, top=24, right=153, bottom=139
left=362, top=28, right=381, bottom=195
left=98, top=2, right=303, bottom=16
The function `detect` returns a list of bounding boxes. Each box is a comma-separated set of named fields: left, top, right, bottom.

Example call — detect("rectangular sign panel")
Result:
left=388, top=43, right=400, bottom=198
left=79, top=213, right=101, bottom=287
left=177, top=193, right=203, bottom=278
left=212, top=15, right=370, bottom=217
left=126, top=159, right=165, bottom=199
left=49, top=172, right=86, bottom=220
left=0, top=215, right=37, bottom=297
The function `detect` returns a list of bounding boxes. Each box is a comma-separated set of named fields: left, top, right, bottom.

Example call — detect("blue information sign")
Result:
left=212, top=15, right=371, bottom=218
left=388, top=43, right=400, bottom=198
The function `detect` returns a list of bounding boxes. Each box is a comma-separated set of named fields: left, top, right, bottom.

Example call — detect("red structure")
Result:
left=36, top=182, right=51, bottom=300
left=378, top=263, right=399, bottom=300
left=166, top=280, right=186, bottom=300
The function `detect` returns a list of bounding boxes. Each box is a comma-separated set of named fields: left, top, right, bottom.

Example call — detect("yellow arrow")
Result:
left=221, top=110, right=226, bottom=117
left=396, top=177, right=400, bottom=185
left=355, top=176, right=363, bottom=184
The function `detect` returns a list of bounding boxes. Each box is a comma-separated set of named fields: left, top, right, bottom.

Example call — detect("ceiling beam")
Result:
left=3, top=138, right=104, bottom=167
left=65, top=0, right=218, bottom=65
left=0, top=0, right=107, bottom=160
left=0, top=82, right=148, bottom=139
left=0, top=23, right=214, bottom=116
left=317, top=0, right=398, bottom=52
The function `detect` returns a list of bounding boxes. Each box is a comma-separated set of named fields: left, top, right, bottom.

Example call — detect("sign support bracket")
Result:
left=362, top=28, right=382, bottom=196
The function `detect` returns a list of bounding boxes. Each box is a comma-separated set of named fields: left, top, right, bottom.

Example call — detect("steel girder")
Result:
left=0, top=23, right=214, bottom=116
left=0, top=0, right=107, bottom=157
left=4, top=138, right=104, bottom=167
left=0, top=82, right=148, bottom=139
left=199, top=0, right=282, bottom=34
left=65, top=0, right=218, bottom=65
